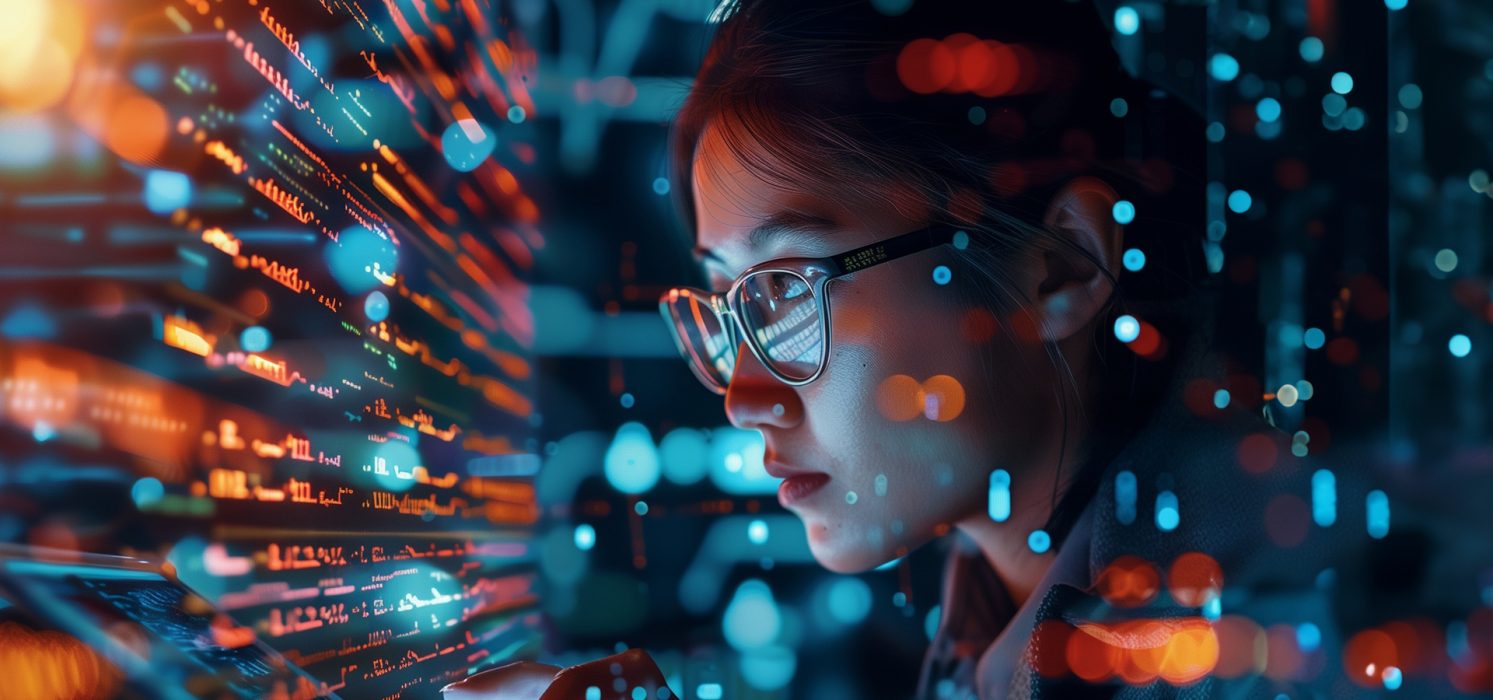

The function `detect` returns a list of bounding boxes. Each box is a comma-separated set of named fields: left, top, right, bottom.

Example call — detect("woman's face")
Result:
left=690, top=121, right=1103, bottom=573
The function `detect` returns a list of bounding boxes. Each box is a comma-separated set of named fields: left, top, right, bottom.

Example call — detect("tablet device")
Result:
left=0, top=544, right=336, bottom=700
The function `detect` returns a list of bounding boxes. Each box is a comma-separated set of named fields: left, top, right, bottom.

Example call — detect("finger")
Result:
left=442, top=660, right=563, bottom=700
left=540, top=649, right=672, bottom=700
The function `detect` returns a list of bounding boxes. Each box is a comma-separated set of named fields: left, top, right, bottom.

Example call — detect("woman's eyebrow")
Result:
left=691, top=210, right=838, bottom=264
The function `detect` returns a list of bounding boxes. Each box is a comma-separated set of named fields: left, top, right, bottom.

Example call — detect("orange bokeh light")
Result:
left=1167, top=552, right=1222, bottom=608
left=1095, top=555, right=1161, bottom=608
left=1343, top=628, right=1399, bottom=687
left=920, top=374, right=965, bottom=422
left=875, top=374, right=925, bottom=422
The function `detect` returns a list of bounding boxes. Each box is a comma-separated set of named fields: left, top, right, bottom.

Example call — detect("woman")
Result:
left=450, top=1, right=1359, bottom=697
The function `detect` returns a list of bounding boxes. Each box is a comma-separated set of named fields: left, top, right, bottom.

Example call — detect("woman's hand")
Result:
left=442, top=649, right=672, bottom=700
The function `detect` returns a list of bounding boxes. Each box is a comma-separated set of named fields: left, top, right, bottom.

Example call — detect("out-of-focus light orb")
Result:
left=132, top=477, right=165, bottom=508
left=747, top=519, right=769, bottom=545
left=1227, top=189, right=1253, bottom=214
left=1114, top=315, right=1140, bottom=343
left=1342, top=107, right=1366, bottom=131
left=507, top=105, right=526, bottom=123
left=825, top=577, right=871, bottom=625
left=1449, top=334, right=1472, bottom=358
left=574, top=523, right=596, bottom=551
left=739, top=647, right=796, bottom=692
left=604, top=422, right=661, bottom=494
left=1434, top=248, right=1458, bottom=272
left=931, top=265, right=952, bottom=285
left=1112, top=199, right=1136, bottom=224
left=1156, top=491, right=1180, bottom=531
left=1114, top=6, right=1140, bottom=35
left=952, top=230, right=969, bottom=250
left=1383, top=665, right=1403, bottom=690
left=440, top=118, right=495, bottom=171
left=1384, top=0, right=1407, bottom=10
left=1296, top=380, right=1315, bottom=401
left=620, top=392, right=635, bottom=408
left=1027, top=529, right=1051, bottom=554
left=634, top=500, right=649, bottom=515
left=1110, top=98, right=1128, bottom=117
left=1122, top=248, right=1146, bottom=272
left=870, top=0, right=913, bottom=16
left=1303, top=327, right=1326, bottom=349
left=695, top=684, right=723, bottom=700
left=968, top=106, right=987, bottom=125
left=1471, top=169, right=1491, bottom=194
left=327, top=225, right=398, bottom=293
left=1331, top=71, right=1354, bottom=95
left=652, top=177, right=670, bottom=195
left=1277, top=383, right=1299, bottom=408
left=1256, top=97, right=1282, bottom=122
left=240, top=326, right=271, bottom=352
left=723, top=579, right=781, bottom=650
left=1300, top=37, right=1325, bottom=63
left=1297, top=622, right=1322, bottom=651
left=1206, top=121, right=1225, bottom=142
left=364, top=290, right=390, bottom=322
left=1398, top=84, right=1423, bottom=109
left=924, top=605, right=941, bottom=640
left=1323, top=93, right=1348, bottom=117
left=1367, top=489, right=1391, bottom=539
left=660, top=428, right=709, bottom=485
left=1213, top=389, right=1231, bottom=409
left=1208, top=53, right=1240, bottom=82
left=144, top=170, right=191, bottom=214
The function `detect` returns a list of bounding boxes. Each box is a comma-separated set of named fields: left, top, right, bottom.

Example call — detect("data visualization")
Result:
left=0, top=0, right=544, bottom=696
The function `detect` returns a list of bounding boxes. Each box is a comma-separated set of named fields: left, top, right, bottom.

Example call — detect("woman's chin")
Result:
left=803, top=521, right=900, bottom=574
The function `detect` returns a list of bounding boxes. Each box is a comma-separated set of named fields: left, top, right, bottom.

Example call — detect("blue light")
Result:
left=604, top=422, right=661, bottom=494
left=574, top=523, right=596, bottom=551
left=587, top=687, right=601, bottom=700
left=1213, top=389, right=1231, bottom=409
left=652, top=177, right=670, bottom=195
left=696, top=684, right=723, bottom=700
left=1331, top=71, right=1355, bottom=95
left=1112, top=199, right=1136, bottom=224
left=1206, top=122, right=1226, bottom=142
left=1449, top=334, right=1472, bottom=358
left=1114, top=6, right=1140, bottom=35
left=660, top=428, right=709, bottom=485
left=723, top=580, right=781, bottom=650
left=32, top=421, right=55, bottom=442
left=1228, top=189, right=1253, bottom=214
left=364, top=290, right=390, bottom=322
left=1114, top=314, right=1140, bottom=343
left=144, top=170, right=192, bottom=214
left=1367, top=490, right=1391, bottom=539
left=1110, top=98, right=1128, bottom=118
left=968, top=106, right=987, bottom=124
left=1122, top=248, right=1146, bottom=272
left=1209, top=53, right=1240, bottom=82
left=1156, top=490, right=1180, bottom=532
left=1304, top=327, right=1326, bottom=349
left=1398, top=84, right=1423, bottom=109
left=1323, top=93, right=1348, bottom=117
left=620, top=392, right=635, bottom=408
left=748, top=519, right=769, bottom=544
left=988, top=469, right=1011, bottom=522
left=1297, top=622, right=1322, bottom=652
left=825, top=577, right=871, bottom=625
left=326, top=225, right=398, bottom=294
left=240, top=326, right=271, bottom=352
left=924, top=605, right=941, bottom=640
left=1, top=303, right=57, bottom=339
left=932, top=265, right=952, bottom=285
left=1256, top=98, right=1282, bottom=122
left=1203, top=597, right=1222, bottom=621
left=1384, top=0, right=1407, bottom=10
left=507, top=105, right=526, bottom=123
left=1383, top=665, right=1402, bottom=690
left=632, top=687, right=646, bottom=700
left=440, top=119, right=496, bottom=171
left=952, top=230, right=969, bottom=250
left=1300, top=37, right=1325, bottom=63
left=634, top=500, right=649, bottom=515
left=1115, top=470, right=1137, bottom=525
left=1312, top=469, right=1337, bottom=527
left=132, top=477, right=165, bottom=508
left=1027, top=529, right=1050, bottom=554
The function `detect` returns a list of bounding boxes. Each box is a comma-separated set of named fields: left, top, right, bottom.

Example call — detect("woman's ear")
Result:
left=1031, top=176, right=1123, bottom=342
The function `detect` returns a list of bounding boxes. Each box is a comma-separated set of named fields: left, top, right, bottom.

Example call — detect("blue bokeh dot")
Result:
left=1122, top=248, right=1146, bottom=272
left=1112, top=200, right=1136, bottom=225
left=1027, top=529, right=1051, bottom=554
left=932, top=265, right=952, bottom=285
left=1450, top=334, right=1472, bottom=358
left=1114, top=6, right=1140, bottom=35
left=240, top=326, right=271, bottom=352
left=652, top=177, right=670, bottom=195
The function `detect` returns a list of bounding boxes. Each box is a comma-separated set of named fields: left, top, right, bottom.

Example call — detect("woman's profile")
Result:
left=448, top=1, right=1364, bottom=697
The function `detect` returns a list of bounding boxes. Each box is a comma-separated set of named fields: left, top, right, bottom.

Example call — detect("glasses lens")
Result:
left=663, top=289, right=736, bottom=392
left=734, top=271, right=824, bottom=382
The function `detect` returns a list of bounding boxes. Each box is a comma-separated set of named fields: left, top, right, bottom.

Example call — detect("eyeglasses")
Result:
left=659, top=224, right=958, bottom=394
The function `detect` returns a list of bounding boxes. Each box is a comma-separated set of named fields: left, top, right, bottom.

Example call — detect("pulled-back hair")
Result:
left=671, top=0, right=1209, bottom=543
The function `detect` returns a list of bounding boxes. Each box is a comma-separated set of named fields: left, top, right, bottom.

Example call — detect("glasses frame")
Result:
left=661, top=224, right=959, bottom=394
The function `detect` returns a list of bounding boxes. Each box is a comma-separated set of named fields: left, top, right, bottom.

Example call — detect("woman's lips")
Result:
left=777, top=472, right=830, bottom=507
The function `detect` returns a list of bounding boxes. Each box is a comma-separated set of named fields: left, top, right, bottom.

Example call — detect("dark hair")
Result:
left=671, top=0, right=1208, bottom=544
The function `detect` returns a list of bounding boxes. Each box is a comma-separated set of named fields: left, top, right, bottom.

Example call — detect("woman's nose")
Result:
left=724, top=342, right=803, bottom=429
